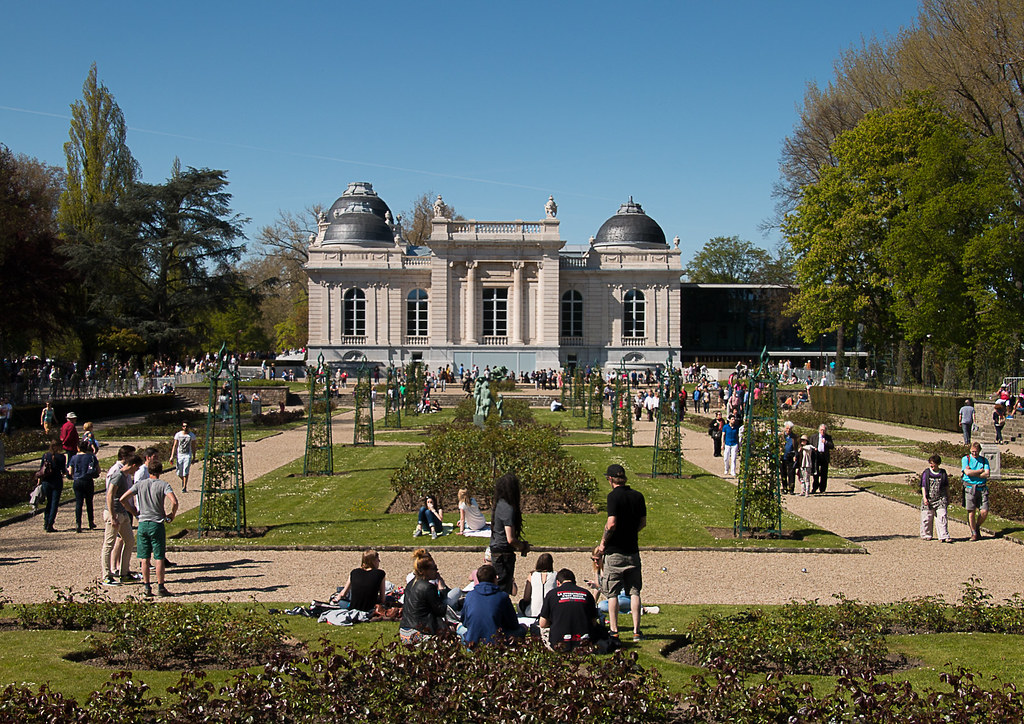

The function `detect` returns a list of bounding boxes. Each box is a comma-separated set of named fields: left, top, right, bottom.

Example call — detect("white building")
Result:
left=306, top=182, right=682, bottom=373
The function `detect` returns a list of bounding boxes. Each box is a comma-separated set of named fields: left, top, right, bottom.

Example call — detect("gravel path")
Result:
left=2, top=409, right=1022, bottom=606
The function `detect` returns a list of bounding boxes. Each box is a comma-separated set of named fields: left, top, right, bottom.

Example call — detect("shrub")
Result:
left=2, top=429, right=51, bottom=457
left=391, top=423, right=597, bottom=513
left=904, top=474, right=1024, bottom=524
left=253, top=409, right=304, bottom=426
left=786, top=408, right=844, bottom=431
left=0, top=470, right=35, bottom=508
left=452, top=397, right=534, bottom=425
left=813, top=386, right=959, bottom=431
left=144, top=409, right=206, bottom=426
left=830, top=446, right=863, bottom=469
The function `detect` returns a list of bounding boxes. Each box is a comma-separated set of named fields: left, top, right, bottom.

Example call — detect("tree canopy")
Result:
left=64, top=166, right=248, bottom=359
left=683, top=236, right=792, bottom=284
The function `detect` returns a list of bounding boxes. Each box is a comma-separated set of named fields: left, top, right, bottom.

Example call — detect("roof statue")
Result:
left=545, top=195, right=558, bottom=218
left=433, top=194, right=447, bottom=219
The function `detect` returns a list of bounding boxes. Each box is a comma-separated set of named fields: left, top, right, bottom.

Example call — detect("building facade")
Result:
left=306, top=182, right=681, bottom=373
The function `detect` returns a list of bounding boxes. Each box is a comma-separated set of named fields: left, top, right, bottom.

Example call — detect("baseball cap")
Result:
left=606, top=464, right=626, bottom=479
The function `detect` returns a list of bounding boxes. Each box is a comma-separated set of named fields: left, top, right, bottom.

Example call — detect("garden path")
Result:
left=3, top=409, right=1024, bottom=608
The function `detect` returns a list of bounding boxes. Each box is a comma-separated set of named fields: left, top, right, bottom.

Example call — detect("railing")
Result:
left=402, top=256, right=431, bottom=267
left=560, top=337, right=584, bottom=347
left=560, top=257, right=588, bottom=269
left=445, top=220, right=552, bottom=238
left=340, top=336, right=366, bottom=345
left=482, top=336, right=508, bottom=346
left=621, top=337, right=646, bottom=347
left=403, top=336, right=429, bottom=346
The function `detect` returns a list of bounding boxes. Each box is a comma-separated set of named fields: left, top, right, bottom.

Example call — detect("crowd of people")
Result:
left=309, top=464, right=650, bottom=651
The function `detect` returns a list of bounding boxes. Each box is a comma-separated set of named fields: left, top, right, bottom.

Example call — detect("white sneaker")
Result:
left=641, top=606, right=660, bottom=615
left=413, top=527, right=423, bottom=538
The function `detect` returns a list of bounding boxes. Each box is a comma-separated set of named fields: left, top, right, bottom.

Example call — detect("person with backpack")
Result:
left=69, top=440, right=100, bottom=532
left=38, top=440, right=68, bottom=532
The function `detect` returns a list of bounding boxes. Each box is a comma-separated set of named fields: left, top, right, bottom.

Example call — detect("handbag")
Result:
left=34, top=454, right=52, bottom=480
left=29, top=483, right=44, bottom=506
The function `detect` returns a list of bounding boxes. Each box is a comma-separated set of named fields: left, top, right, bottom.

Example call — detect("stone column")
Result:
left=511, top=261, right=523, bottom=345
left=464, top=261, right=477, bottom=344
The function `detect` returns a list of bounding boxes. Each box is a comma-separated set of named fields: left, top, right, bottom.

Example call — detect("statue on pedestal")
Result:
left=545, top=195, right=558, bottom=218
left=433, top=194, right=447, bottom=219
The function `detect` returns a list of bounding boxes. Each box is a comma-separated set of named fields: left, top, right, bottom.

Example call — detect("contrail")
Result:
left=1, top=104, right=616, bottom=201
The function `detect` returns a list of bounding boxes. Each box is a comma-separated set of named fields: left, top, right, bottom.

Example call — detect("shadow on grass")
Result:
left=993, top=527, right=1024, bottom=538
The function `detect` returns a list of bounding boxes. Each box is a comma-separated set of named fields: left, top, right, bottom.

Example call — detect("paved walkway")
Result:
left=2, top=409, right=1023, bottom=606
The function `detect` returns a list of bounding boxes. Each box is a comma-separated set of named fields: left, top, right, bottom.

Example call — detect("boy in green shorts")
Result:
left=120, top=461, right=178, bottom=596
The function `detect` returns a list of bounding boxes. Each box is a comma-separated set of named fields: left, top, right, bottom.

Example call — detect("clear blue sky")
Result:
left=1, top=1, right=921, bottom=261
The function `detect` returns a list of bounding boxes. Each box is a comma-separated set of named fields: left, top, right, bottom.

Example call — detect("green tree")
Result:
left=65, top=166, right=247, bottom=359
left=683, top=236, right=774, bottom=283
left=783, top=99, right=1014, bottom=362
left=57, top=62, right=139, bottom=244
left=0, top=147, right=70, bottom=355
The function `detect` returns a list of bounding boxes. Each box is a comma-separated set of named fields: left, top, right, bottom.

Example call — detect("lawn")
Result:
left=166, top=440, right=853, bottom=550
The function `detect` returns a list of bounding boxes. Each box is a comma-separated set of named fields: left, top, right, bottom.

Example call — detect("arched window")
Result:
left=561, top=290, right=583, bottom=338
left=407, top=289, right=428, bottom=337
left=623, top=289, right=645, bottom=338
left=343, top=288, right=366, bottom=336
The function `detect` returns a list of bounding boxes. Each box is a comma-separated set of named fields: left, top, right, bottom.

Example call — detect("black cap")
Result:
left=606, top=464, right=626, bottom=479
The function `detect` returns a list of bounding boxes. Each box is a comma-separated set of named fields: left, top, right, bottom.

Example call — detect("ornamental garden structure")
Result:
left=305, top=182, right=682, bottom=374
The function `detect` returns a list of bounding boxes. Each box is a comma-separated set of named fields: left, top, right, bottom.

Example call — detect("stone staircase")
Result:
left=971, top=401, right=1024, bottom=443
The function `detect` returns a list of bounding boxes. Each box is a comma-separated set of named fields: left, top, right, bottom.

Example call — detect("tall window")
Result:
left=561, top=290, right=583, bottom=338
left=343, top=288, right=365, bottom=336
left=407, top=289, right=428, bottom=337
left=482, top=288, right=508, bottom=337
left=623, top=289, right=645, bottom=338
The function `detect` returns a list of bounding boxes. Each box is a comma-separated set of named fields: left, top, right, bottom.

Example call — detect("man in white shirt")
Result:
left=168, top=422, right=197, bottom=493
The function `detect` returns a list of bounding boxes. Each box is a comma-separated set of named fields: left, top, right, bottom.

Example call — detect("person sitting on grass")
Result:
left=539, top=568, right=599, bottom=651
left=456, top=488, right=490, bottom=537
left=330, top=549, right=387, bottom=612
left=119, top=461, right=178, bottom=597
left=460, top=564, right=525, bottom=645
left=414, top=494, right=444, bottom=539
left=519, top=552, right=557, bottom=617
left=399, top=550, right=452, bottom=643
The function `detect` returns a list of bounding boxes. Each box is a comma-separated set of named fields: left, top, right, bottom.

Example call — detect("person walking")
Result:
left=708, top=411, right=724, bottom=458
left=961, top=442, right=990, bottom=541
left=168, top=422, right=197, bottom=493
left=595, top=463, right=646, bottom=641
left=920, top=454, right=951, bottom=543
left=721, top=415, right=741, bottom=477
left=958, top=398, right=976, bottom=446
left=809, top=424, right=835, bottom=494
left=59, top=412, right=79, bottom=459
left=38, top=440, right=68, bottom=532
left=68, top=440, right=100, bottom=532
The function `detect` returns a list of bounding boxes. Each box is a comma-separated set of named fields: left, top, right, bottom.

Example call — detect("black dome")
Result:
left=326, top=181, right=391, bottom=222
left=593, top=198, right=667, bottom=247
left=323, top=201, right=394, bottom=244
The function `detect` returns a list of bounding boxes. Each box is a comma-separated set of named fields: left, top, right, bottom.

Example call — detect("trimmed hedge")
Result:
left=813, top=386, right=962, bottom=432
left=11, top=394, right=179, bottom=431
left=0, top=470, right=35, bottom=508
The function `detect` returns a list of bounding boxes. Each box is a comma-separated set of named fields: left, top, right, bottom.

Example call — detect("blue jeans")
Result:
left=418, top=507, right=442, bottom=532
left=962, top=423, right=972, bottom=445
left=598, top=594, right=631, bottom=613
left=42, top=481, right=62, bottom=530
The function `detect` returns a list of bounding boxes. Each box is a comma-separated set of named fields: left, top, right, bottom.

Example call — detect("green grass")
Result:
left=849, top=478, right=1024, bottom=541
left=4, top=604, right=1024, bottom=703
left=166, top=441, right=851, bottom=550
left=832, top=459, right=912, bottom=477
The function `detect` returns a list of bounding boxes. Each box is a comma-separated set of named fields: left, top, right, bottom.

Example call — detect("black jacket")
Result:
left=808, top=432, right=834, bottom=462
left=400, top=578, right=448, bottom=635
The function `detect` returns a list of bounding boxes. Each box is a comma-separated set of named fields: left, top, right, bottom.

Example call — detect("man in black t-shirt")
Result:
left=595, top=463, right=646, bottom=641
left=538, top=569, right=598, bottom=651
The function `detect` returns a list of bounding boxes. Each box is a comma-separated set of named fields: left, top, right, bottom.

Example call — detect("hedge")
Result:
left=812, top=386, right=962, bottom=432
left=11, top=394, right=179, bottom=430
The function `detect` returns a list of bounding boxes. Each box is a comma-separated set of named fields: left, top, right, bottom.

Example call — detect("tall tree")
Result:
left=0, top=147, right=69, bottom=355
left=65, top=166, right=247, bottom=359
left=57, top=63, right=139, bottom=243
left=682, top=236, right=774, bottom=283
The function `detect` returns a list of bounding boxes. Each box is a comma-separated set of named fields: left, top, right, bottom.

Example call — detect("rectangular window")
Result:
left=483, top=288, right=508, bottom=337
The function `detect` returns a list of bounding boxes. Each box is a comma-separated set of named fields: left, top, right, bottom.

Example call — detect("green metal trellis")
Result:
left=611, top=359, right=633, bottom=447
left=734, top=348, right=782, bottom=538
left=353, top=359, right=375, bottom=446
left=571, top=369, right=586, bottom=418
left=652, top=364, right=682, bottom=477
left=303, top=353, right=333, bottom=476
left=383, top=365, right=402, bottom=428
left=586, top=370, right=605, bottom=429
left=198, top=344, right=247, bottom=536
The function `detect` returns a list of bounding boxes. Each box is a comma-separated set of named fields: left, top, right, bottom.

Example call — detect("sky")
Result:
left=1, top=1, right=922, bottom=261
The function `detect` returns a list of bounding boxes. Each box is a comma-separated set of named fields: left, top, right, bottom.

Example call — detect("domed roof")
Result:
left=593, top=198, right=667, bottom=247
left=322, top=200, right=394, bottom=245
left=326, top=181, right=391, bottom=222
